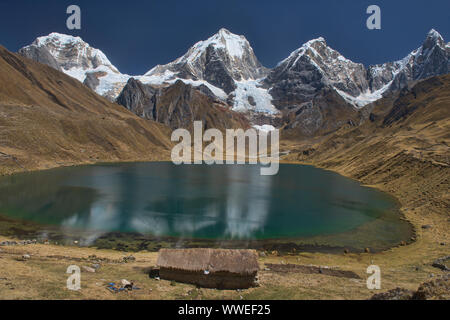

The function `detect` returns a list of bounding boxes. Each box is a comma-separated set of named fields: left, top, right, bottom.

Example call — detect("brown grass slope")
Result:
left=0, top=45, right=173, bottom=175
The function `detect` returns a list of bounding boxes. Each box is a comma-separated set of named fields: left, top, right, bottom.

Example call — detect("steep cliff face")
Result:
left=116, top=79, right=249, bottom=131
left=116, top=78, right=158, bottom=120
left=281, top=88, right=364, bottom=137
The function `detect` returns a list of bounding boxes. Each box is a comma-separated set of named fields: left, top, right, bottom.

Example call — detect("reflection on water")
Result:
left=0, top=163, right=403, bottom=245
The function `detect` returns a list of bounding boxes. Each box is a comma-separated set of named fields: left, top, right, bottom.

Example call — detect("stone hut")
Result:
left=156, top=248, right=259, bottom=289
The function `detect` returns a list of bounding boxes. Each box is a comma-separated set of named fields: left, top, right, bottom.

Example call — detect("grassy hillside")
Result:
left=0, top=46, right=173, bottom=175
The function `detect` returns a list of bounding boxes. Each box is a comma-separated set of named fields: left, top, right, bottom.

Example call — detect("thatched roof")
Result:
left=157, top=248, right=259, bottom=275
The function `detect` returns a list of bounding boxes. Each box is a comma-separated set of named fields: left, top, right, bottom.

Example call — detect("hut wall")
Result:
left=159, top=268, right=257, bottom=289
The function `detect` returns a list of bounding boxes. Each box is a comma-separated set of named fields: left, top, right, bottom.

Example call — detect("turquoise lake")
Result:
left=0, top=162, right=413, bottom=251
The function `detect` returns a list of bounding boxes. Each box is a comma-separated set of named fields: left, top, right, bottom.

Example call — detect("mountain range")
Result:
left=18, top=28, right=449, bottom=134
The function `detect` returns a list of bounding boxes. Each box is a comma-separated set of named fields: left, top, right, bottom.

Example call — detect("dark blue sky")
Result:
left=0, top=0, right=448, bottom=75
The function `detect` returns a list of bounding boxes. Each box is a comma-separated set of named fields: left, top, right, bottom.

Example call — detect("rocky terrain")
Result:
left=370, top=275, right=450, bottom=300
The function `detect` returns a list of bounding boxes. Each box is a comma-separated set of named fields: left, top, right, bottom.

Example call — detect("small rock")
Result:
left=92, top=264, right=101, bottom=270
left=122, top=255, right=136, bottom=263
left=121, top=279, right=131, bottom=286
left=440, top=242, right=446, bottom=246
left=421, top=225, right=432, bottom=230
left=22, top=254, right=31, bottom=260
left=121, top=279, right=134, bottom=290
left=431, top=256, right=450, bottom=271
left=82, top=266, right=96, bottom=273
left=344, top=249, right=349, bottom=254
left=365, top=248, right=371, bottom=253
left=412, top=275, right=450, bottom=300
left=259, top=251, right=266, bottom=257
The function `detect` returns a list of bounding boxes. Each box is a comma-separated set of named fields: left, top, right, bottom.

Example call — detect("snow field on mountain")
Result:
left=232, top=80, right=279, bottom=114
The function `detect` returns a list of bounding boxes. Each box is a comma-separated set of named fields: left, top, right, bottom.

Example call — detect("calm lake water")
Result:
left=0, top=163, right=413, bottom=251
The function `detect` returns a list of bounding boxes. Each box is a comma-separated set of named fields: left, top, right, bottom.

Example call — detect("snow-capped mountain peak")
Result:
left=277, top=37, right=327, bottom=67
left=368, top=29, right=449, bottom=94
left=19, top=32, right=129, bottom=99
left=29, top=32, right=120, bottom=78
left=268, top=29, right=449, bottom=109
left=424, top=29, right=445, bottom=48
left=35, top=32, right=83, bottom=47
left=140, top=29, right=275, bottom=114
left=183, top=28, right=250, bottom=61
left=268, top=36, right=370, bottom=106
left=143, top=28, right=268, bottom=93
left=275, top=36, right=362, bottom=82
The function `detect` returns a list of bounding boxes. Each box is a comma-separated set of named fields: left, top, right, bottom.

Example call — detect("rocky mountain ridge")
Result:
left=18, top=29, right=449, bottom=135
left=116, top=77, right=249, bottom=130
